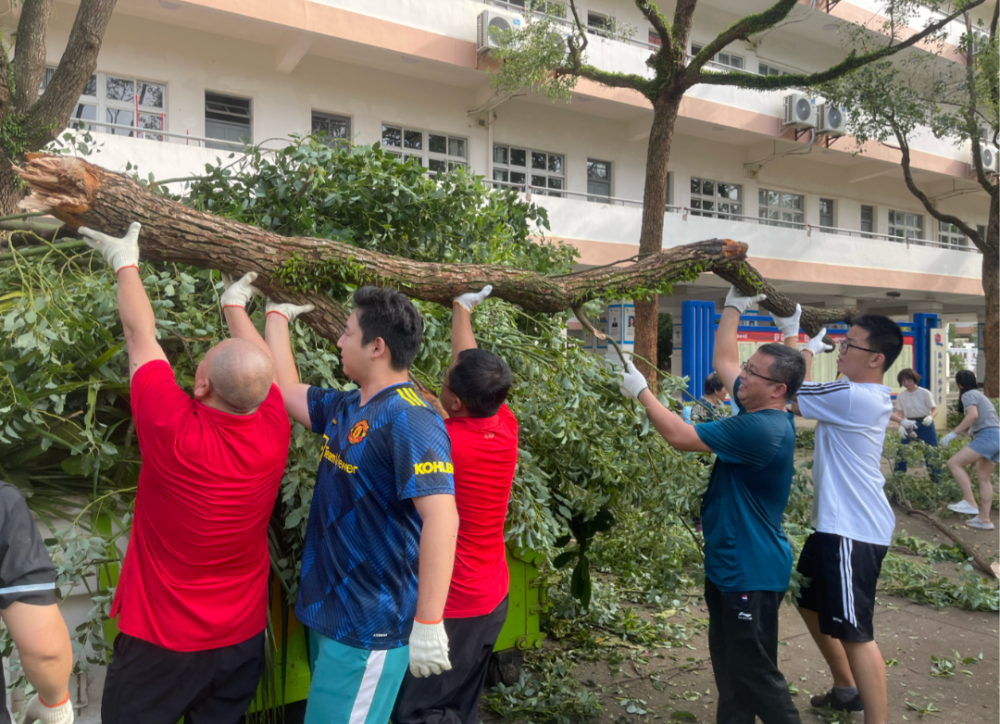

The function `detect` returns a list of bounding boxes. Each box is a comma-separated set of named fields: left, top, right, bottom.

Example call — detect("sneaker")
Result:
left=966, top=517, right=994, bottom=530
left=948, top=500, right=980, bottom=515
left=810, top=688, right=864, bottom=712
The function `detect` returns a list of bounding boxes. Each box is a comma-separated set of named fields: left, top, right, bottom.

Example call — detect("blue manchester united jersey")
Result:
left=296, top=383, right=454, bottom=650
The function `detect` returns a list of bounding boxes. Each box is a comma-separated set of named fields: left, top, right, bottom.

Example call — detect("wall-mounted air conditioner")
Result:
left=477, top=9, right=523, bottom=53
left=817, top=103, right=847, bottom=136
left=783, top=93, right=816, bottom=129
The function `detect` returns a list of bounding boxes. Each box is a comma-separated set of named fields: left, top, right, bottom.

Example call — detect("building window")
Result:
left=861, top=205, right=875, bottom=237
left=690, top=177, right=743, bottom=219
left=587, top=159, right=612, bottom=202
left=759, top=189, right=805, bottom=228
left=381, top=125, right=468, bottom=172
left=534, top=1, right=566, bottom=18
left=587, top=12, right=615, bottom=37
left=665, top=172, right=673, bottom=208
left=649, top=29, right=662, bottom=47
left=758, top=62, right=792, bottom=76
left=690, top=44, right=744, bottom=69
left=43, top=68, right=165, bottom=139
left=819, top=198, right=835, bottom=229
left=206, top=92, right=251, bottom=149
left=976, top=224, right=986, bottom=239
left=312, top=112, right=351, bottom=145
left=939, top=221, right=968, bottom=247
left=888, top=210, right=924, bottom=240
left=492, top=145, right=563, bottom=196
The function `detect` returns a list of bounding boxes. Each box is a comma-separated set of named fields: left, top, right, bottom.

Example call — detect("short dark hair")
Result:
left=757, top=343, right=806, bottom=401
left=897, top=368, right=921, bottom=385
left=851, top=315, right=903, bottom=371
left=447, top=349, right=512, bottom=418
left=352, top=286, right=423, bottom=371
left=704, top=372, right=725, bottom=396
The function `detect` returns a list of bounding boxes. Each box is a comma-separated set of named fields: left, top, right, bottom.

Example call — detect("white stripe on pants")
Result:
left=839, top=537, right=856, bottom=626
left=348, top=649, right=387, bottom=724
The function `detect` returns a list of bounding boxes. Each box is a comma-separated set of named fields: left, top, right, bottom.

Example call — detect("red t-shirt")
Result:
left=443, top=404, right=518, bottom=618
left=110, top=360, right=290, bottom=652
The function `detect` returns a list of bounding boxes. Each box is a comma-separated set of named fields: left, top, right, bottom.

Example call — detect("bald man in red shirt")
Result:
left=78, top=224, right=291, bottom=724
left=393, top=286, right=518, bottom=724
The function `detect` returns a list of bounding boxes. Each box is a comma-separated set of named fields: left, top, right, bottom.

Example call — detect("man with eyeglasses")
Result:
left=770, top=306, right=902, bottom=724
left=620, top=287, right=805, bottom=724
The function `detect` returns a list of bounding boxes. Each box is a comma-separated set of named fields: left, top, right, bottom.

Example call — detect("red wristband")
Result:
left=265, top=310, right=290, bottom=321
left=414, top=616, right=443, bottom=625
left=115, top=264, right=139, bottom=276
left=38, top=693, right=70, bottom=708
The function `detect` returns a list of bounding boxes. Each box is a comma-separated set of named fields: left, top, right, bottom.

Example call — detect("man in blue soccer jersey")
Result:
left=264, top=286, right=459, bottom=724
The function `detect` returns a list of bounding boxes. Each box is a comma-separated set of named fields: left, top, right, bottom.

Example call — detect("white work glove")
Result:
left=79, top=221, right=141, bottom=274
left=408, top=619, right=451, bottom=677
left=619, top=361, right=649, bottom=401
left=900, top=419, right=917, bottom=432
left=921, top=415, right=934, bottom=427
left=770, top=304, right=801, bottom=340
left=22, top=694, right=74, bottom=724
left=803, top=328, right=834, bottom=356
left=265, top=300, right=315, bottom=323
left=724, top=286, right=766, bottom=315
left=220, top=271, right=261, bottom=309
left=453, top=285, right=493, bottom=312
left=940, top=431, right=957, bottom=446
left=897, top=424, right=910, bottom=440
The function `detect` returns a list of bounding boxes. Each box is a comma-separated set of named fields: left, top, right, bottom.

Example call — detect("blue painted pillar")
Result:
left=681, top=300, right=716, bottom=399
left=912, top=313, right=939, bottom=389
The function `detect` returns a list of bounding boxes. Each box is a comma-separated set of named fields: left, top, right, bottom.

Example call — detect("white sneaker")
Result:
left=966, top=517, right=994, bottom=530
left=948, top=500, right=980, bottom=515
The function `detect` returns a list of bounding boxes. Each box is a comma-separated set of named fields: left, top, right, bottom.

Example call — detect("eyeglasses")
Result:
left=838, top=339, right=878, bottom=354
left=741, top=360, right=782, bottom=384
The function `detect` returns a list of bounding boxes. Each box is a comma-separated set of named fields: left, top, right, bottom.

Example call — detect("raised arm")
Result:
left=714, top=287, right=765, bottom=398
left=450, top=285, right=492, bottom=361
left=263, top=301, right=315, bottom=427
left=220, top=272, right=277, bottom=381
left=80, top=223, right=168, bottom=379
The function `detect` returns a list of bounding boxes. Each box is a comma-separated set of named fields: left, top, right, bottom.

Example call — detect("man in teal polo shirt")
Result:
left=619, top=287, right=804, bottom=724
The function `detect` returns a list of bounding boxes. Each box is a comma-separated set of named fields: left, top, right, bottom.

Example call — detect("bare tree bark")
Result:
left=23, top=0, right=118, bottom=149
left=16, top=155, right=855, bottom=347
left=12, top=0, right=54, bottom=114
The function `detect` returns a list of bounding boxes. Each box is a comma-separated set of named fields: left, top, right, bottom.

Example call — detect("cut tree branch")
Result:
left=14, top=154, right=855, bottom=344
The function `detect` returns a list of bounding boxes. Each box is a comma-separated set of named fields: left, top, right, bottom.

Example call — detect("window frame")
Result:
left=381, top=124, right=469, bottom=173
left=587, top=11, right=615, bottom=38
left=860, top=204, right=876, bottom=238
left=492, top=144, right=565, bottom=196
left=586, top=158, right=613, bottom=203
left=205, top=91, right=252, bottom=149
left=887, top=210, right=924, bottom=240
left=819, top=198, right=835, bottom=229
left=689, top=176, right=743, bottom=220
left=690, top=44, right=745, bottom=70
left=758, top=188, right=805, bottom=228
left=311, top=111, right=352, bottom=146
left=938, top=220, right=968, bottom=247
left=758, top=61, right=793, bottom=77
left=43, top=68, right=167, bottom=140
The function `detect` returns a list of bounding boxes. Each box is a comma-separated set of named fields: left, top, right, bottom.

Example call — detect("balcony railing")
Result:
left=483, top=179, right=982, bottom=253
left=65, top=121, right=253, bottom=150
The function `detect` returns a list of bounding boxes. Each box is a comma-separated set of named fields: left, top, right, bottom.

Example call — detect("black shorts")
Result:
left=102, top=630, right=264, bottom=724
left=795, top=532, right=887, bottom=643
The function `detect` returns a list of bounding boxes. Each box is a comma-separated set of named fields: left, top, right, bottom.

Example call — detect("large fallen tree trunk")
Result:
left=15, top=155, right=856, bottom=343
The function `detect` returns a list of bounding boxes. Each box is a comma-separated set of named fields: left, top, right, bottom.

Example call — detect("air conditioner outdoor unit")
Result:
left=783, top=93, right=816, bottom=129
left=817, top=103, right=847, bottom=136
left=980, top=144, right=998, bottom=174
left=477, top=9, right=523, bottom=53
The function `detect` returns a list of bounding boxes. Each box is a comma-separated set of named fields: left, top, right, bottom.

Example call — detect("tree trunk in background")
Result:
left=633, top=93, right=684, bottom=388
left=982, top=191, right=999, bottom=398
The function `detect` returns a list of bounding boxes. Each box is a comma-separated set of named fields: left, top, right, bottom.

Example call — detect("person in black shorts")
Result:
left=0, top=481, right=75, bottom=724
